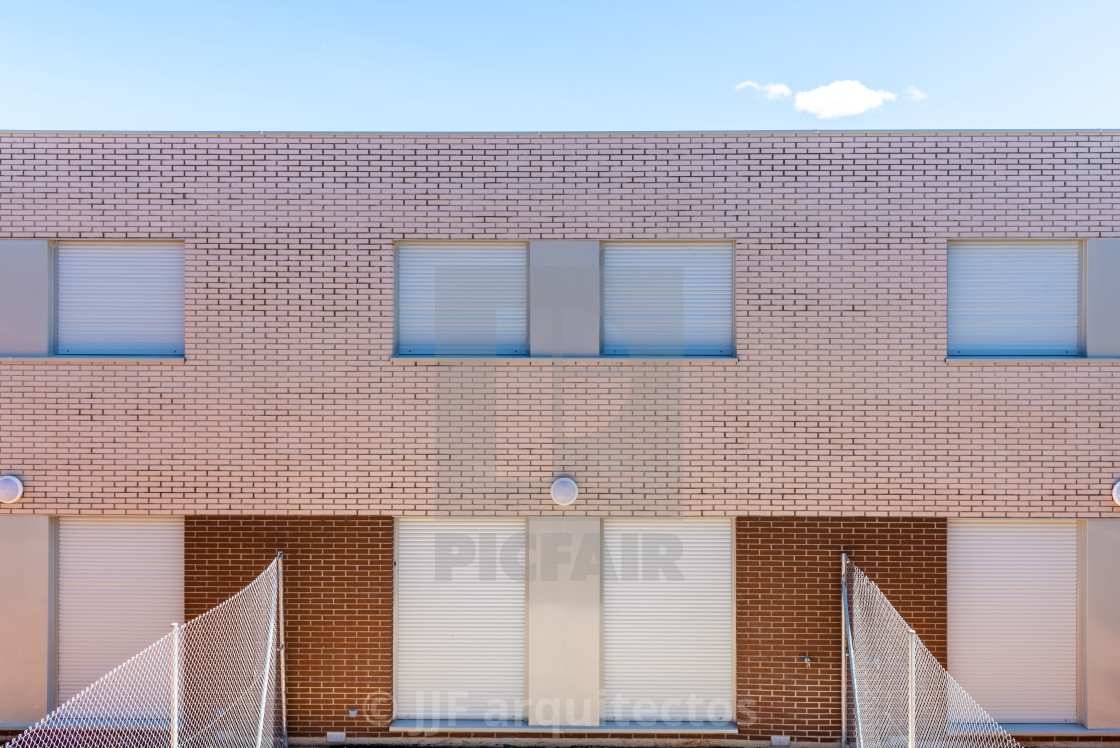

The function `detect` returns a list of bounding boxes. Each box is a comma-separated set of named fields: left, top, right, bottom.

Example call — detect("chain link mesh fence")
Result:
left=8, top=556, right=284, bottom=748
left=843, top=556, right=1018, bottom=748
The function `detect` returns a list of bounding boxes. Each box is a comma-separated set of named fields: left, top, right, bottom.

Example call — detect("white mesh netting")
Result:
left=843, top=556, right=1018, bottom=748
left=9, top=557, right=285, bottom=748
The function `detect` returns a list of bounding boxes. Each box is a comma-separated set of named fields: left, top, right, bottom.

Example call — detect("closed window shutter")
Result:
left=395, top=518, right=526, bottom=721
left=56, top=242, right=185, bottom=356
left=947, top=242, right=1079, bottom=356
left=602, top=518, right=734, bottom=724
left=57, top=517, right=184, bottom=703
left=947, top=520, right=1078, bottom=723
left=397, top=243, right=528, bottom=355
left=602, top=242, right=733, bottom=356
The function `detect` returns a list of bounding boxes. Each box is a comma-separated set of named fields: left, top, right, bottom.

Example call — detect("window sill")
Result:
left=391, top=355, right=738, bottom=365
left=1000, top=723, right=1120, bottom=737
left=389, top=718, right=738, bottom=734
left=946, top=356, right=1120, bottom=365
left=0, top=355, right=186, bottom=363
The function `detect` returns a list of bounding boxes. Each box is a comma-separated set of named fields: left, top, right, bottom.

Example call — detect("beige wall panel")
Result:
left=0, top=240, right=50, bottom=356
left=528, top=240, right=601, bottom=357
left=0, top=516, right=51, bottom=726
left=1086, top=240, right=1120, bottom=357
left=1086, top=520, right=1120, bottom=728
left=526, top=517, right=601, bottom=727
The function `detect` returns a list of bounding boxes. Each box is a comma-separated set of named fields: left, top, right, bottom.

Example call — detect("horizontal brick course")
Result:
left=0, top=131, right=1117, bottom=517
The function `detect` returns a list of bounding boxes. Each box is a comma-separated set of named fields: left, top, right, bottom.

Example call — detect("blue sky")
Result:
left=1, top=0, right=1118, bottom=131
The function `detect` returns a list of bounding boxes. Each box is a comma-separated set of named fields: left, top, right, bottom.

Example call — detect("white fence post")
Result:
left=277, top=552, right=288, bottom=746
left=908, top=627, right=916, bottom=748
left=841, top=553, right=864, bottom=748
left=171, top=622, right=180, bottom=748
left=256, top=563, right=280, bottom=748
left=840, top=554, right=848, bottom=746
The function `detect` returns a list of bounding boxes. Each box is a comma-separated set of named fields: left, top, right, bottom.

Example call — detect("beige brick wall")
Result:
left=0, top=131, right=1118, bottom=517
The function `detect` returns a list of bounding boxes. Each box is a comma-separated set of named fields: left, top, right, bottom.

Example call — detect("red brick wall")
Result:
left=183, top=515, right=946, bottom=742
left=0, top=132, right=1118, bottom=519
left=736, top=517, right=947, bottom=742
left=184, top=517, right=393, bottom=738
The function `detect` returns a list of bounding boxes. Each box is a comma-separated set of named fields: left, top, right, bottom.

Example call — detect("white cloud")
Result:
left=793, top=80, right=896, bottom=119
left=906, top=86, right=928, bottom=102
left=735, top=80, right=792, bottom=100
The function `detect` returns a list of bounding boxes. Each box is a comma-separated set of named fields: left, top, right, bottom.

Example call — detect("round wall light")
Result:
left=1113, top=479, right=1120, bottom=508
left=550, top=476, right=579, bottom=507
left=0, top=475, right=24, bottom=504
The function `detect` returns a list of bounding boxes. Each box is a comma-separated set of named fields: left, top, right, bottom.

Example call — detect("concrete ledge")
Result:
left=391, top=356, right=738, bottom=365
left=1002, top=723, right=1120, bottom=737
left=389, top=719, right=738, bottom=734
left=293, top=738, right=788, bottom=748
left=0, top=356, right=186, bottom=363
left=945, top=356, right=1120, bottom=365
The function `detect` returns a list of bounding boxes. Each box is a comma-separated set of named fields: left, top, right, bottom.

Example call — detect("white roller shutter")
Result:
left=948, top=520, right=1078, bottom=723
left=603, top=519, right=734, bottom=724
left=947, top=242, right=1080, bottom=356
left=602, top=242, right=733, bottom=356
left=56, top=241, right=185, bottom=356
left=397, top=242, right=528, bottom=355
left=396, top=518, right=526, bottom=720
left=57, top=517, right=184, bottom=702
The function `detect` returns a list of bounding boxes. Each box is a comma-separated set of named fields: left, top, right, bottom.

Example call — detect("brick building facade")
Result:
left=1, top=131, right=1119, bottom=744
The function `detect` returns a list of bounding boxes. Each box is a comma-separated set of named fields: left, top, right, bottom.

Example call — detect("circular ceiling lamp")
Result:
left=0, top=475, right=24, bottom=504
left=550, top=476, right=579, bottom=507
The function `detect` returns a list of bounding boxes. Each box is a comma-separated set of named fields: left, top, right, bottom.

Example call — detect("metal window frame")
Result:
left=393, top=240, right=530, bottom=357
left=945, top=238, right=1084, bottom=358
left=599, top=240, right=737, bottom=358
